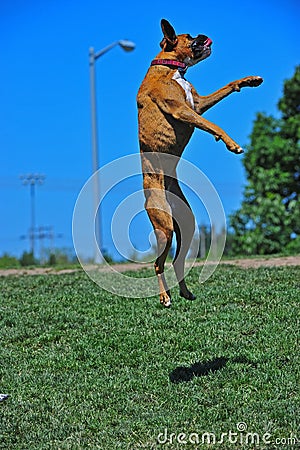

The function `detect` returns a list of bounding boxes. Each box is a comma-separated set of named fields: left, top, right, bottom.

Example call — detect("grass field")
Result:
left=0, top=265, right=299, bottom=449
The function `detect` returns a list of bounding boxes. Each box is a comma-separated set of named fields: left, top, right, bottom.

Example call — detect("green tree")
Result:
left=0, top=253, right=20, bottom=269
left=230, top=66, right=300, bottom=255
left=19, top=251, right=36, bottom=266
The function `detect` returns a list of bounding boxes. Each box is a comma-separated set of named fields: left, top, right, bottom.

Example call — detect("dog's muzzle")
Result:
left=191, top=35, right=213, bottom=59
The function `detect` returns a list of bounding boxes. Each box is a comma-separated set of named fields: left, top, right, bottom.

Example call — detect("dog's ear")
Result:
left=160, top=19, right=178, bottom=51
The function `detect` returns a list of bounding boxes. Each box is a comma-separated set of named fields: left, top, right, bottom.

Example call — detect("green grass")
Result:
left=0, top=266, right=299, bottom=449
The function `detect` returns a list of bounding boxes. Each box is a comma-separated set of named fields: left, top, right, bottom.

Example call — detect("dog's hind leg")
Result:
left=154, top=226, right=173, bottom=307
left=143, top=171, right=174, bottom=307
left=166, top=178, right=196, bottom=300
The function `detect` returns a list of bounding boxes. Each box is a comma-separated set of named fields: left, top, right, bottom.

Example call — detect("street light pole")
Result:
left=89, top=39, right=135, bottom=264
left=89, top=47, right=102, bottom=264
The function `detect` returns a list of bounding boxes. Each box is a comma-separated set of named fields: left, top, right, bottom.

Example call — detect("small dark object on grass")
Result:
left=0, top=394, right=9, bottom=402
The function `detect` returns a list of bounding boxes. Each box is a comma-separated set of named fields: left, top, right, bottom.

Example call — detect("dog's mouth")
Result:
left=191, top=35, right=213, bottom=62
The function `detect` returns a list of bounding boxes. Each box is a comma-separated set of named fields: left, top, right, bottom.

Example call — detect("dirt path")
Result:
left=0, top=268, right=79, bottom=277
left=217, top=255, right=300, bottom=269
left=0, top=255, right=299, bottom=277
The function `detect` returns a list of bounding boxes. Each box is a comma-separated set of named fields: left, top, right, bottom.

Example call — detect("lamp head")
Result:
left=118, top=40, right=135, bottom=52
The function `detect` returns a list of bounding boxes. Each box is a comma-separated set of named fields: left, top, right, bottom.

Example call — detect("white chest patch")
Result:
left=172, top=70, right=194, bottom=109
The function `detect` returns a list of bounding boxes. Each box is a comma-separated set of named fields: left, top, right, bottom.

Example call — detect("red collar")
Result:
left=151, top=59, right=187, bottom=71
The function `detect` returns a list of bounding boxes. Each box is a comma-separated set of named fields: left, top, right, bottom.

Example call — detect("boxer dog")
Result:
left=137, top=19, right=263, bottom=307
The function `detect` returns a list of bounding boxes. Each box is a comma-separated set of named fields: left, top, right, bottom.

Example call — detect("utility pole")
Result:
left=20, top=173, right=45, bottom=257
left=37, top=225, right=62, bottom=263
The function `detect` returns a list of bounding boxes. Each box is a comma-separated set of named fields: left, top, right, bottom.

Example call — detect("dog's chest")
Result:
left=172, top=70, right=194, bottom=109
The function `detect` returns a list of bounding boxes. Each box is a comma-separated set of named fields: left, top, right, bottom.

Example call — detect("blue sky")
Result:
left=0, top=0, right=299, bottom=260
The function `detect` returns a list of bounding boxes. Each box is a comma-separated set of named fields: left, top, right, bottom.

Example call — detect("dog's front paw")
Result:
left=234, top=147, right=244, bottom=154
left=240, top=76, right=263, bottom=88
left=226, top=143, right=244, bottom=154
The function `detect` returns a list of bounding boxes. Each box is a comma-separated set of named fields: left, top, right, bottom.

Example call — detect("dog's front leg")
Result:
left=193, top=76, right=263, bottom=114
left=170, top=104, right=244, bottom=153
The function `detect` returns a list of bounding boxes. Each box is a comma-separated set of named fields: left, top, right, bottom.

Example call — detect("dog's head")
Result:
left=160, top=19, right=212, bottom=67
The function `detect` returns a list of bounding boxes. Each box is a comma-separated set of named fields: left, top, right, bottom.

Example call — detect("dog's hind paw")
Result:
left=180, top=290, right=196, bottom=301
left=161, top=298, right=171, bottom=308
left=160, top=292, right=172, bottom=307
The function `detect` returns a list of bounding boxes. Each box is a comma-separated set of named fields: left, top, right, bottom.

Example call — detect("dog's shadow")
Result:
left=169, top=356, right=257, bottom=383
